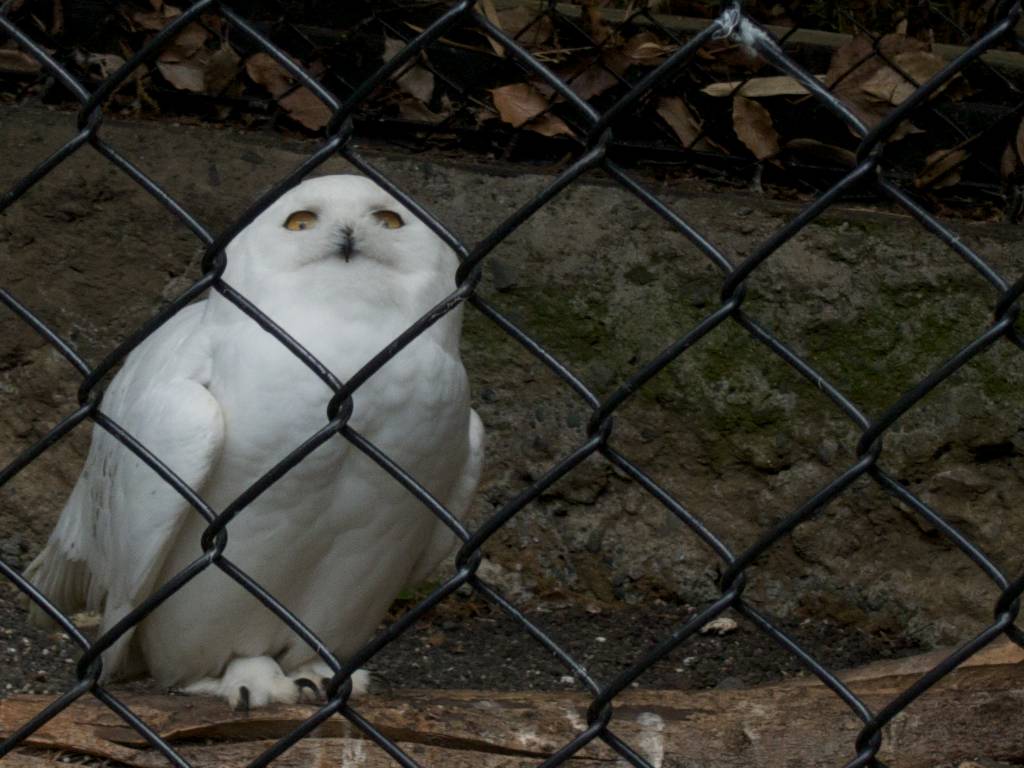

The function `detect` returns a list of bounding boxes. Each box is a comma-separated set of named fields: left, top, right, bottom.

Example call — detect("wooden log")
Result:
left=2, top=640, right=1022, bottom=767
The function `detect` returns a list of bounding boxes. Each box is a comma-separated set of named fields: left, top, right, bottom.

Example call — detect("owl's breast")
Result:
left=203, top=305, right=469, bottom=511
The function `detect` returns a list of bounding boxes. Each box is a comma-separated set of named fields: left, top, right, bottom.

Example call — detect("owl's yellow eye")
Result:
left=284, top=210, right=318, bottom=231
left=372, top=210, right=404, bottom=229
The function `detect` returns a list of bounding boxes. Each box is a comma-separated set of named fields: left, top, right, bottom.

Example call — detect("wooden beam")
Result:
left=2, top=640, right=1022, bottom=767
left=490, top=1, right=1024, bottom=73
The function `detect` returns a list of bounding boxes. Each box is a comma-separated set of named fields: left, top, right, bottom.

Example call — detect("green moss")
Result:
left=463, top=255, right=1021, bottom=454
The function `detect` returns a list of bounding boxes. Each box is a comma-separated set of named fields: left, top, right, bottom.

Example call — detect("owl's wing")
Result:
left=405, top=407, right=485, bottom=587
left=26, top=303, right=224, bottom=677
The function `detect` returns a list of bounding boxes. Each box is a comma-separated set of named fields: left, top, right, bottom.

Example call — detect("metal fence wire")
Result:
left=2, top=1, right=1024, bottom=766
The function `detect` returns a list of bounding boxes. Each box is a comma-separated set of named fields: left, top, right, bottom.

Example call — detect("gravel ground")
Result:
left=1, top=581, right=922, bottom=699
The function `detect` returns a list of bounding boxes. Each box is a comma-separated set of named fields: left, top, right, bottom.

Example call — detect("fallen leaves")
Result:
left=621, top=31, right=674, bottom=66
left=491, top=82, right=573, bottom=137
left=860, top=50, right=949, bottom=106
left=702, top=75, right=824, bottom=99
left=656, top=96, right=704, bottom=149
left=130, top=1, right=181, bottom=33
left=202, top=44, right=240, bottom=94
left=12, top=0, right=990, bottom=203
left=153, top=20, right=211, bottom=93
left=732, top=95, right=779, bottom=160
left=384, top=37, right=435, bottom=105
left=496, top=6, right=554, bottom=48
left=915, top=147, right=968, bottom=189
left=0, top=45, right=41, bottom=75
left=244, top=53, right=291, bottom=98
left=491, top=82, right=546, bottom=127
left=826, top=33, right=955, bottom=140
left=783, top=138, right=857, bottom=168
left=245, top=53, right=330, bottom=130
left=1017, top=118, right=1024, bottom=167
left=72, top=51, right=127, bottom=80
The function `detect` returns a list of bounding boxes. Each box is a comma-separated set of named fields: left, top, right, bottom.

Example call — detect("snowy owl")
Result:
left=25, top=175, right=485, bottom=709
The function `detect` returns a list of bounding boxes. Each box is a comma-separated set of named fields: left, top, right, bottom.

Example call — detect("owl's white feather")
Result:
left=25, top=175, right=484, bottom=707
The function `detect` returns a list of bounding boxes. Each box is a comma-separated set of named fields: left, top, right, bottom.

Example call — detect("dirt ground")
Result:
left=1, top=579, right=921, bottom=700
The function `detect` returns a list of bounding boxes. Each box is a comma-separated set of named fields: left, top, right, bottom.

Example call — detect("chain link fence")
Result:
left=2, top=0, right=1023, bottom=766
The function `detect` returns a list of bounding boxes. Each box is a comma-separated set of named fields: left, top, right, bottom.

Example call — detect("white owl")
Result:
left=25, top=175, right=485, bottom=709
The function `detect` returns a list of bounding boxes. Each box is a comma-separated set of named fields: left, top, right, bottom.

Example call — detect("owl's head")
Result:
left=226, top=175, right=457, bottom=280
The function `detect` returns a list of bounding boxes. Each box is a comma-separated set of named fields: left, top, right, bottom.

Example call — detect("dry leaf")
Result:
left=826, top=35, right=880, bottom=88
left=397, top=99, right=449, bottom=125
left=204, top=43, right=240, bottom=94
left=73, top=51, right=126, bottom=80
left=0, top=46, right=41, bottom=74
left=131, top=3, right=181, bottom=31
left=783, top=138, right=857, bottom=167
left=478, top=0, right=505, bottom=57
left=245, top=52, right=292, bottom=98
left=244, top=52, right=329, bottom=130
left=50, top=0, right=64, bottom=36
left=384, top=37, right=435, bottom=104
left=1015, top=117, right=1024, bottom=164
left=732, top=95, right=779, bottom=160
left=860, top=50, right=949, bottom=106
left=279, top=88, right=331, bottom=130
left=621, top=32, right=673, bottom=65
left=656, top=96, right=702, bottom=148
left=497, top=7, right=553, bottom=47
left=526, top=113, right=573, bottom=138
left=1000, top=141, right=1018, bottom=179
left=156, top=57, right=206, bottom=92
left=555, top=49, right=629, bottom=103
left=584, top=2, right=613, bottom=45
left=200, top=13, right=226, bottom=37
left=154, top=22, right=211, bottom=92
left=165, top=23, right=209, bottom=59
left=492, top=82, right=550, bottom=127
left=562, top=63, right=618, bottom=102
left=915, top=147, right=967, bottom=189
left=702, top=74, right=825, bottom=98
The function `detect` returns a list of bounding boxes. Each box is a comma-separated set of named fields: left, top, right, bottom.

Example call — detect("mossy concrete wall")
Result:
left=2, top=105, right=1022, bottom=646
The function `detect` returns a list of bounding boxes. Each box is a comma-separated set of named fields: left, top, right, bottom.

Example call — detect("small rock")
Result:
left=699, top=617, right=739, bottom=636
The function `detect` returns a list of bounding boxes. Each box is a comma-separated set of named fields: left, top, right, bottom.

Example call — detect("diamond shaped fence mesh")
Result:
left=1, top=1, right=1023, bottom=766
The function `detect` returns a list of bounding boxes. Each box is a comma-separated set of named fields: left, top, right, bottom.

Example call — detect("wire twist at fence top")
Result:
left=2, top=2, right=1023, bottom=767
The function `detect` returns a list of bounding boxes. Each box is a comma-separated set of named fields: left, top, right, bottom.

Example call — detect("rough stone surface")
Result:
left=1, top=104, right=1022, bottom=649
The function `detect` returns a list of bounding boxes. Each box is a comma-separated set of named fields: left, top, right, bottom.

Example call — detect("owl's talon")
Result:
left=235, top=685, right=251, bottom=713
left=294, top=677, right=319, bottom=701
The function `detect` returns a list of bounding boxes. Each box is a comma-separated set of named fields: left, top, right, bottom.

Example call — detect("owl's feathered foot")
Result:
left=183, top=656, right=308, bottom=709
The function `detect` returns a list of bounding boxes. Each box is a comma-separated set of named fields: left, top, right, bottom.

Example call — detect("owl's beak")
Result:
left=338, top=226, right=355, bottom=262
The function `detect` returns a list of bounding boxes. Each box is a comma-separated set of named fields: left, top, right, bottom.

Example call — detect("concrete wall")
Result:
left=2, top=104, right=1022, bottom=646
